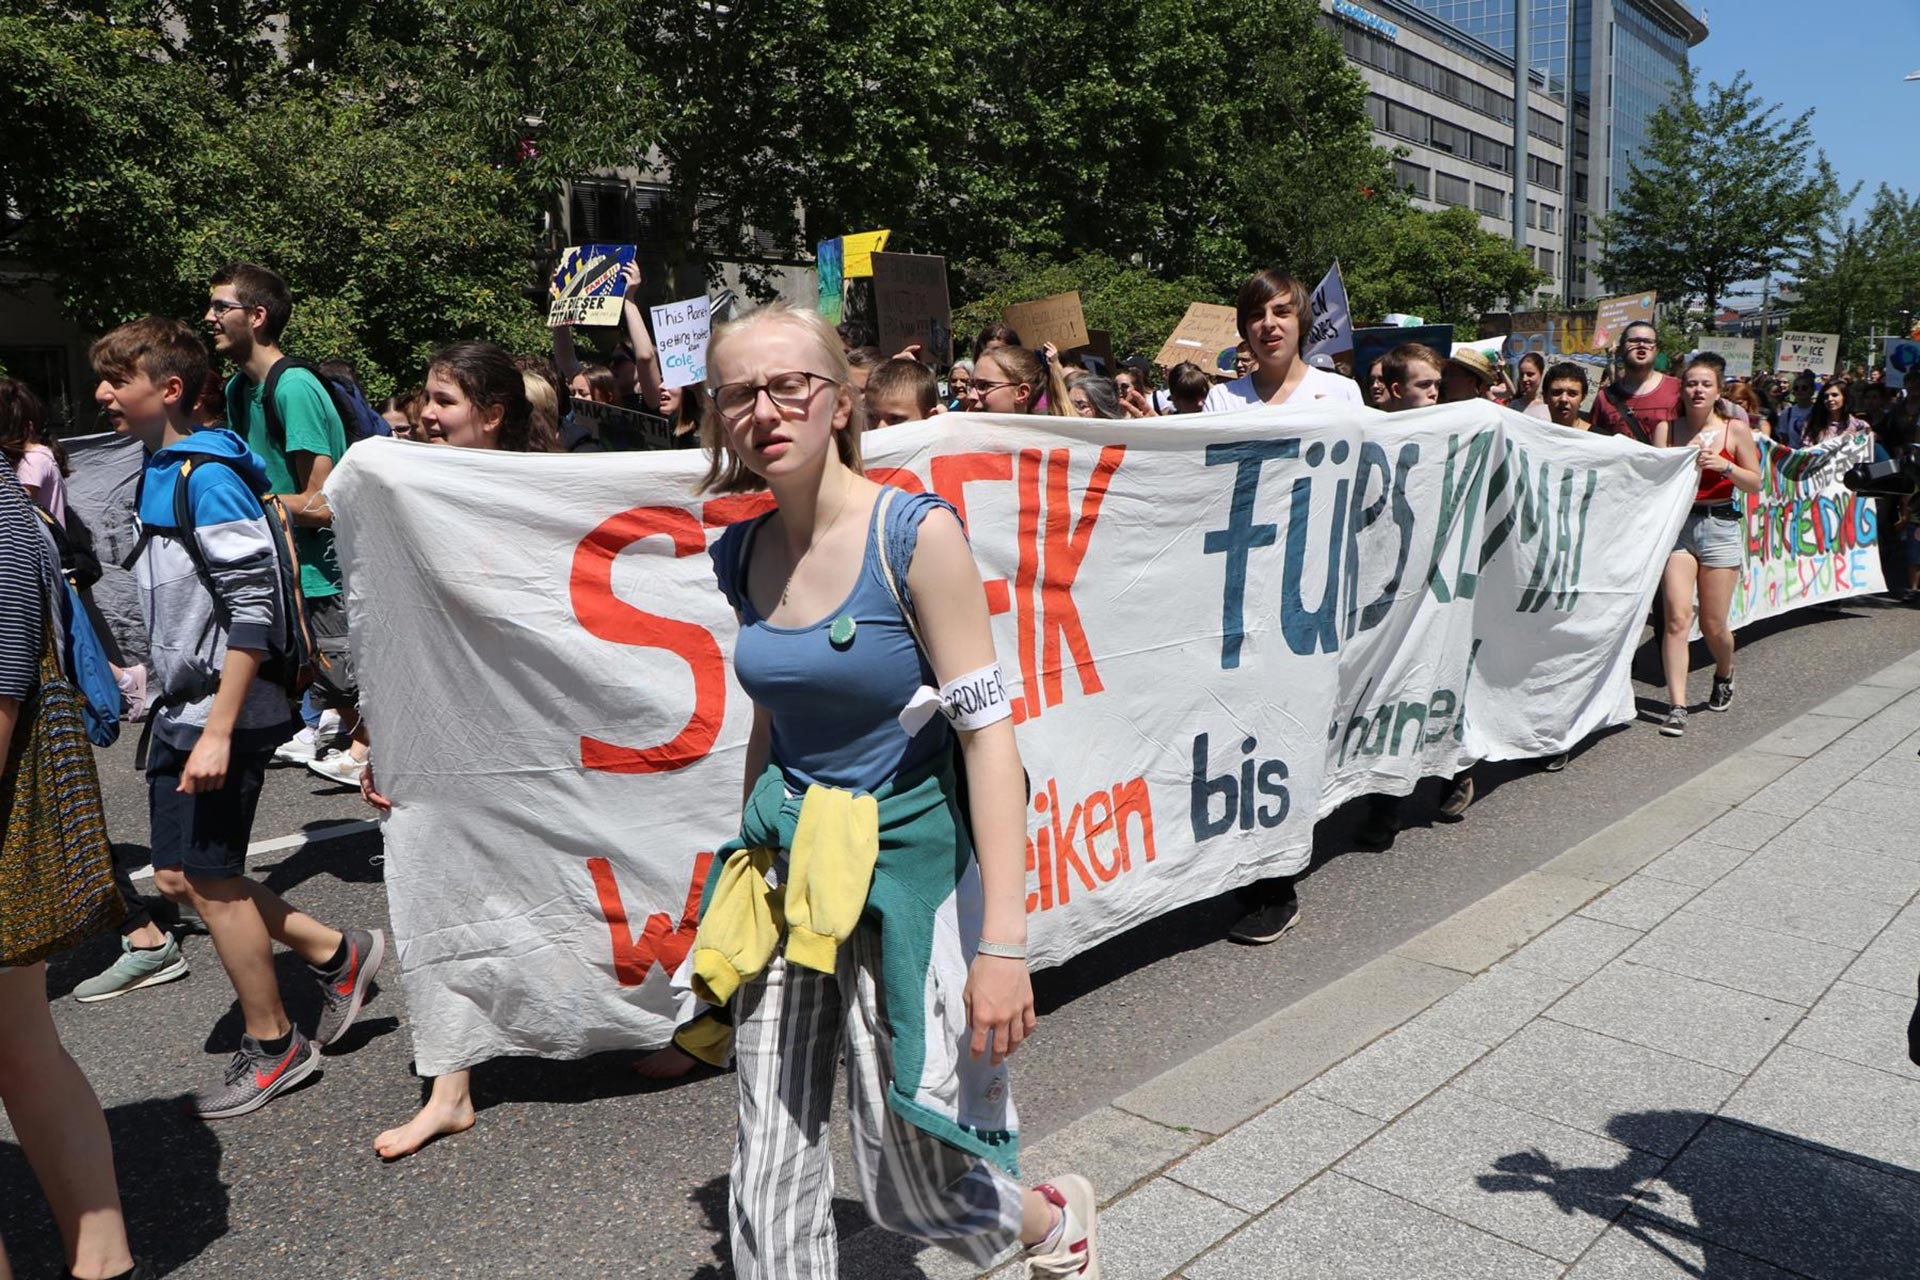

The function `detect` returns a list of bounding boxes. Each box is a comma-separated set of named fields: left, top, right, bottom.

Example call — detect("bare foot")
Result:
left=374, top=1092, right=474, bottom=1160
left=633, top=1044, right=696, bottom=1080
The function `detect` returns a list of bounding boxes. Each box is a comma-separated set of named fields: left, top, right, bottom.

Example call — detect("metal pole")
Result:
left=1513, top=0, right=1530, bottom=264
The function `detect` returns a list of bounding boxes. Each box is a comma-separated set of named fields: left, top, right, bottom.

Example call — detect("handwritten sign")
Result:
left=649, top=296, right=713, bottom=390
left=548, top=244, right=635, bottom=327
left=1306, top=261, right=1354, bottom=362
left=872, top=252, right=952, bottom=365
left=1004, top=291, right=1091, bottom=354
left=1775, top=331, right=1840, bottom=377
left=1694, top=334, right=1755, bottom=379
left=1591, top=292, right=1657, bottom=352
left=1154, top=303, right=1240, bottom=371
left=840, top=229, right=892, bottom=279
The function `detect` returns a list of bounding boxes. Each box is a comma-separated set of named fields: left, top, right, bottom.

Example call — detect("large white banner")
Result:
left=329, top=404, right=1697, bottom=1074
left=1730, top=433, right=1884, bottom=628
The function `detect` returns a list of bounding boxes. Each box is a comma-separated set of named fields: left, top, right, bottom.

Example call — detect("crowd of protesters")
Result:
left=5, top=256, right=1918, bottom=1280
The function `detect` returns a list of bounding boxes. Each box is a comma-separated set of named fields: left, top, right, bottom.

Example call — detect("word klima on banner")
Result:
left=566, top=447, right=1126, bottom=777
left=1203, top=430, right=1600, bottom=671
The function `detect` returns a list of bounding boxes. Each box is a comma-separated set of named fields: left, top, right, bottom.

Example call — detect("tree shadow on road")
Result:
left=1, top=1094, right=229, bottom=1277
left=1478, top=1109, right=1920, bottom=1277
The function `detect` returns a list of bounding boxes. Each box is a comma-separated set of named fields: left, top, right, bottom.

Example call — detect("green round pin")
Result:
left=828, top=614, right=857, bottom=648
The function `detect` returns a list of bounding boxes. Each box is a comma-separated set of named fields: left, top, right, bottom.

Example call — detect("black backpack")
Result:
left=232, top=357, right=391, bottom=450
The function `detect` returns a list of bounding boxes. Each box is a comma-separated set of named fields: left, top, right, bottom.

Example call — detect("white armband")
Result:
left=939, top=663, right=1012, bottom=731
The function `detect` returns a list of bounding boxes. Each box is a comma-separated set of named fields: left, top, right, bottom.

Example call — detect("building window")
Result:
left=1430, top=118, right=1467, bottom=156
left=1394, top=159, right=1431, bottom=200
left=1386, top=100, right=1427, bottom=145
left=1475, top=183, right=1505, bottom=217
left=1526, top=199, right=1538, bottom=229
left=1537, top=247, right=1556, bottom=276
left=1574, top=172, right=1588, bottom=202
left=1528, top=155, right=1562, bottom=192
left=1436, top=172, right=1471, bottom=207
left=1528, top=107, right=1563, bottom=146
left=1365, top=94, right=1387, bottom=130
left=1539, top=204, right=1556, bottom=234
left=1470, top=133, right=1512, bottom=173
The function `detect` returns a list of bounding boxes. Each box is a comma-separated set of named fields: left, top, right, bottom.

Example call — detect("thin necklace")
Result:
left=778, top=475, right=854, bottom=609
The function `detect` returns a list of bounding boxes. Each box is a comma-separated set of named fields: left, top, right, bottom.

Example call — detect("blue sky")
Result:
left=1690, top=0, right=1917, bottom=300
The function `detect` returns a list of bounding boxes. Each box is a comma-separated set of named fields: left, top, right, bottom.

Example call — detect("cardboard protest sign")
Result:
left=1154, top=303, right=1240, bottom=370
left=816, top=239, right=845, bottom=324
left=1591, top=292, right=1657, bottom=352
left=571, top=399, right=677, bottom=451
left=840, top=230, right=892, bottom=279
left=1489, top=311, right=1600, bottom=365
left=1775, top=331, right=1840, bottom=376
left=871, top=252, right=952, bottom=364
left=649, top=296, right=713, bottom=390
left=1306, top=262, right=1354, bottom=363
left=1004, top=292, right=1091, bottom=354
left=1885, top=337, right=1920, bottom=390
left=1352, top=324, right=1455, bottom=399
left=1694, top=335, right=1755, bottom=379
left=329, top=404, right=1699, bottom=1072
left=548, top=244, right=636, bottom=327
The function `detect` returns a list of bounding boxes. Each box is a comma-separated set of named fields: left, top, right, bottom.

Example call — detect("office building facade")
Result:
left=1321, top=0, right=1706, bottom=303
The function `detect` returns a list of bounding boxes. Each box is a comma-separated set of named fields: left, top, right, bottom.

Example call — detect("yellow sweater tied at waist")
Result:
left=688, top=783, right=880, bottom=1006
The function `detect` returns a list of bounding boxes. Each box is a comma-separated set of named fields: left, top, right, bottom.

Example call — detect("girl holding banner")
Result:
left=360, top=342, right=553, bottom=1159
left=1658, top=354, right=1762, bottom=738
left=691, top=304, right=1100, bottom=1278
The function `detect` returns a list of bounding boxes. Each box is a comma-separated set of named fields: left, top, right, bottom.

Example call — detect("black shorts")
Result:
left=146, top=736, right=272, bottom=879
left=305, top=594, right=359, bottom=710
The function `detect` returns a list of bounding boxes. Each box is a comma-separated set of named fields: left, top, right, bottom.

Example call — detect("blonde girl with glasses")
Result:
left=691, top=303, right=1101, bottom=1279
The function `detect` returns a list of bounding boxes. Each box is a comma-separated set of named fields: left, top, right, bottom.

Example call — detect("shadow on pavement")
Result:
left=1479, top=1109, right=1920, bottom=1277
left=1, top=1094, right=229, bottom=1277
left=259, top=824, right=386, bottom=894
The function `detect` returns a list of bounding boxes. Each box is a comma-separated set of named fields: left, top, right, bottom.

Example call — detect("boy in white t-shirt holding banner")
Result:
left=1203, top=269, right=1367, bottom=413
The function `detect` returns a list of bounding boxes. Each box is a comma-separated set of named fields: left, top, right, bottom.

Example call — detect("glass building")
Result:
left=1324, top=0, right=1706, bottom=300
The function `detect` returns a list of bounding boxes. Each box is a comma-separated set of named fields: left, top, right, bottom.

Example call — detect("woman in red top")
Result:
left=1657, top=354, right=1762, bottom=738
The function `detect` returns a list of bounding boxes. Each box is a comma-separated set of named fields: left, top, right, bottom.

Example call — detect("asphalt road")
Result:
left=5, top=598, right=1918, bottom=1279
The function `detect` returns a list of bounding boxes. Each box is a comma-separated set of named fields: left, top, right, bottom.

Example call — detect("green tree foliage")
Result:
left=1341, top=206, right=1544, bottom=329
left=1791, top=185, right=1920, bottom=366
left=1600, top=68, right=1841, bottom=325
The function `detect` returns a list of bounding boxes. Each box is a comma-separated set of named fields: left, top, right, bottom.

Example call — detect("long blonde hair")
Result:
left=699, top=303, right=866, bottom=494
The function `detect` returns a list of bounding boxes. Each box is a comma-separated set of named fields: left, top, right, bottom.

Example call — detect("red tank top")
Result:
left=1693, top=423, right=1737, bottom=504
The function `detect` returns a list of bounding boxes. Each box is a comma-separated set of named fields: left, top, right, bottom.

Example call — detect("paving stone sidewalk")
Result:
left=849, top=649, right=1920, bottom=1279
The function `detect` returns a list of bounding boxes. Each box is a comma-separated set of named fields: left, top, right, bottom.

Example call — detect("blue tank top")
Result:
left=712, top=488, right=957, bottom=793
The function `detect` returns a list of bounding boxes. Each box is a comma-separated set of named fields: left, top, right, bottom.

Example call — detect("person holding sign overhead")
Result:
left=1203, top=269, right=1365, bottom=412
left=1656, top=352, right=1761, bottom=738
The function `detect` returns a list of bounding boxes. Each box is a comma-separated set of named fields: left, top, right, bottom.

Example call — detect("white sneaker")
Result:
left=1025, top=1174, right=1099, bottom=1278
left=307, top=749, right=368, bottom=788
left=274, top=725, right=322, bottom=765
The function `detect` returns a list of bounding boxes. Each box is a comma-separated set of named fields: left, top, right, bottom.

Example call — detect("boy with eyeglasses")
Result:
left=1590, top=321, right=1681, bottom=444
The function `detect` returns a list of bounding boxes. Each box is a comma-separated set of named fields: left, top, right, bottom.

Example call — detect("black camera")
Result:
left=1842, top=444, right=1920, bottom=499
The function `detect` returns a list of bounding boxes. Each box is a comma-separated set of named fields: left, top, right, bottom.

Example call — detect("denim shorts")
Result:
left=146, top=736, right=272, bottom=879
left=1675, top=508, right=1744, bottom=569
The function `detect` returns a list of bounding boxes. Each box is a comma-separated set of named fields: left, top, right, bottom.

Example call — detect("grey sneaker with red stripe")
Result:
left=313, top=927, right=386, bottom=1048
left=194, top=1030, right=320, bottom=1119
left=1026, top=1174, right=1100, bottom=1278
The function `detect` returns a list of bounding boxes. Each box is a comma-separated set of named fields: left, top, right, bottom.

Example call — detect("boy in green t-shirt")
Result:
left=205, top=263, right=367, bottom=781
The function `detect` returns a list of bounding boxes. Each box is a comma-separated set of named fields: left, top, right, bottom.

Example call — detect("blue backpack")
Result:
left=34, top=506, right=121, bottom=746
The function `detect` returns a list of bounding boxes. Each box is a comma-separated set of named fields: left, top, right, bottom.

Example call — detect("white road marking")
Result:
left=129, top=819, right=380, bottom=880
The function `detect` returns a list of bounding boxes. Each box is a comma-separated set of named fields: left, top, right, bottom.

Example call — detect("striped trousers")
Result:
left=729, top=927, right=1025, bottom=1278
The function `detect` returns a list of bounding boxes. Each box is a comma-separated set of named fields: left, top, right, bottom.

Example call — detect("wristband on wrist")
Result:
left=975, top=939, right=1028, bottom=960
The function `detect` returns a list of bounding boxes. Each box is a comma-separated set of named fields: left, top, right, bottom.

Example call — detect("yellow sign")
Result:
left=840, top=230, right=892, bottom=279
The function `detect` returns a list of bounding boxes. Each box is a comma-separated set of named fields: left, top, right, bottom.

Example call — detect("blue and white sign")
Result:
left=650, top=295, right=713, bottom=390
left=1886, top=337, right=1920, bottom=391
left=1333, top=0, right=1399, bottom=40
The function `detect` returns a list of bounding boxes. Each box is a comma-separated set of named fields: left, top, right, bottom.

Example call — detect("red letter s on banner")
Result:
left=570, top=506, right=725, bottom=773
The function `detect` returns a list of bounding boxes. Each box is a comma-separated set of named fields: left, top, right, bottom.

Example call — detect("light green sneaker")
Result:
left=74, top=934, right=189, bottom=1003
